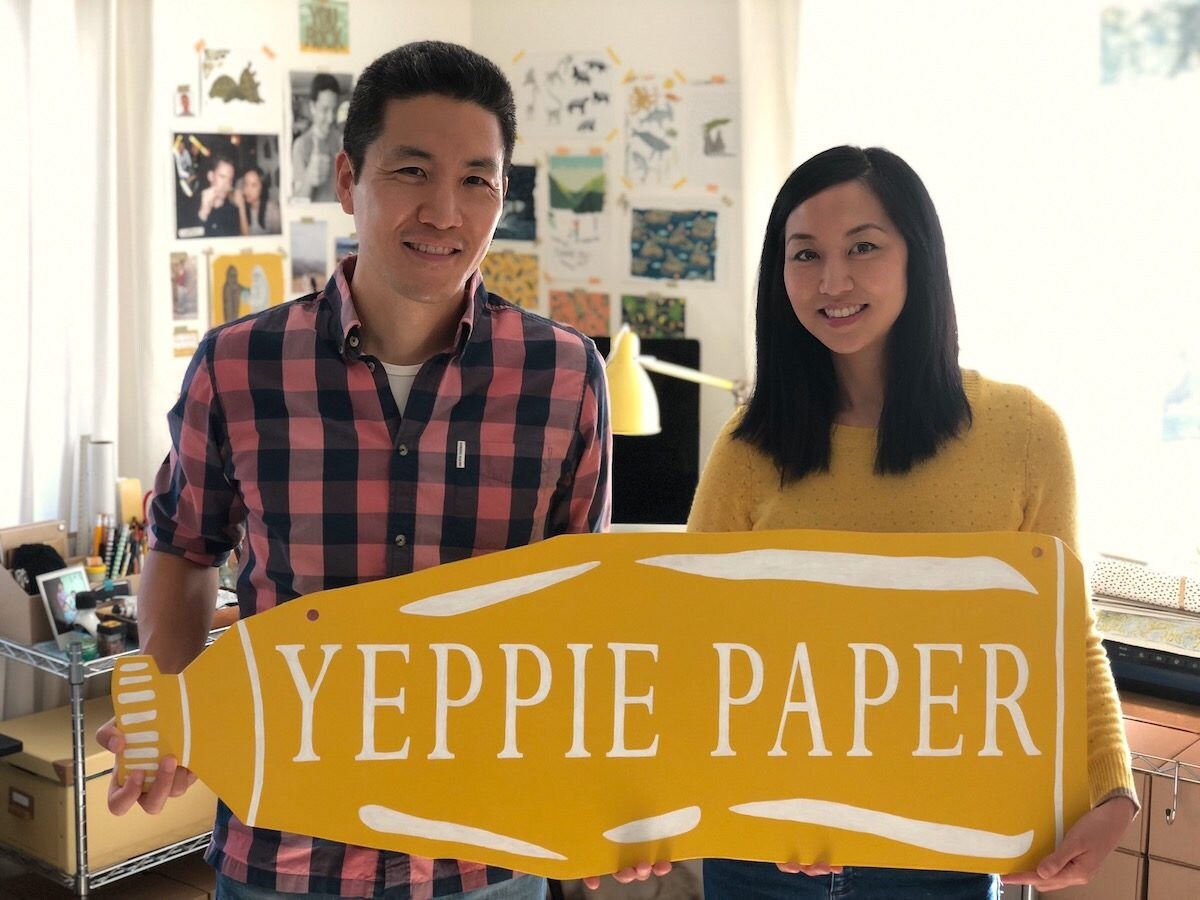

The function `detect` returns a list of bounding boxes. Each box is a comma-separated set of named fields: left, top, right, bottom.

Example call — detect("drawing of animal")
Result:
left=632, top=130, right=671, bottom=158
left=641, top=105, right=674, bottom=127
left=209, top=62, right=264, bottom=104
left=567, top=97, right=589, bottom=115
left=524, top=68, right=537, bottom=85
left=572, top=65, right=591, bottom=84
left=546, top=69, right=562, bottom=84
left=577, top=119, right=595, bottom=132
left=592, top=90, right=610, bottom=104
left=586, top=59, right=608, bottom=71
left=630, top=150, right=649, bottom=180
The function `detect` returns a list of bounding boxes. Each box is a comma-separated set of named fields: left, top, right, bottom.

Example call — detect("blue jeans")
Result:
left=216, top=873, right=547, bottom=899
left=704, top=859, right=1000, bottom=899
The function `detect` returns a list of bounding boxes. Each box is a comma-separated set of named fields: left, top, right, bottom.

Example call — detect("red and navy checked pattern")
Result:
left=148, top=258, right=611, bottom=897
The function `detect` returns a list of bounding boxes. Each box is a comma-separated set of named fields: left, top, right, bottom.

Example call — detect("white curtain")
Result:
left=738, top=0, right=800, bottom=375
left=1, top=0, right=118, bottom=528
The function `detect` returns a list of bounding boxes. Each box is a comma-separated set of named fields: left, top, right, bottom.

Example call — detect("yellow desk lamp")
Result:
left=603, top=324, right=748, bottom=436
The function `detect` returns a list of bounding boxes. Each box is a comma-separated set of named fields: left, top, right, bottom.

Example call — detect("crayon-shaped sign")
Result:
left=112, top=529, right=1089, bottom=877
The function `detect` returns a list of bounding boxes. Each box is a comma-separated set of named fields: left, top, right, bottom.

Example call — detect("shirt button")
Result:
left=367, top=360, right=376, bottom=373
left=394, top=534, right=407, bottom=547
left=398, top=444, right=409, bottom=456
left=348, top=334, right=360, bottom=348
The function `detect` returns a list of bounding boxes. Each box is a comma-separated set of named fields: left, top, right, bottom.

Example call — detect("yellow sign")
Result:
left=112, top=530, right=1089, bottom=877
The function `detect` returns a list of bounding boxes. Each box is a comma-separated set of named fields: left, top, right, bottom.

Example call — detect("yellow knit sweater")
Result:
left=687, top=370, right=1135, bottom=807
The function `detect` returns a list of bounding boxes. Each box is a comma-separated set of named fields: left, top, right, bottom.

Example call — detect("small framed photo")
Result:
left=35, top=565, right=88, bottom=649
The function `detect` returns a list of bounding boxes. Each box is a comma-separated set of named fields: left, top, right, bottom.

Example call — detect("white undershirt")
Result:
left=379, top=361, right=423, bottom=416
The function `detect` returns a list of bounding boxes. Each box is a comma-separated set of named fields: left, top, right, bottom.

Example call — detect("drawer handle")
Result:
left=1166, top=762, right=1180, bottom=825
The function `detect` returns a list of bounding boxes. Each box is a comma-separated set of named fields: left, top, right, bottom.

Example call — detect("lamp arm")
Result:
left=638, top=356, right=736, bottom=391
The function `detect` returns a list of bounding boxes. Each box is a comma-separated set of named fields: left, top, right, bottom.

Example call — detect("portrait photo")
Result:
left=174, top=132, right=282, bottom=239
left=289, top=71, right=353, bottom=203
left=35, top=564, right=89, bottom=648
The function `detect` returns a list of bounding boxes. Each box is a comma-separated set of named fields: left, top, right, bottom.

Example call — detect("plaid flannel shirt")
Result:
left=148, top=258, right=611, bottom=897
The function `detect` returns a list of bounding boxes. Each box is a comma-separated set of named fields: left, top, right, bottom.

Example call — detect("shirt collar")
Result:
left=318, top=257, right=485, bottom=361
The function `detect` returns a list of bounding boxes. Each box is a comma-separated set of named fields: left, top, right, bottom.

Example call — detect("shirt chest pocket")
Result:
left=443, top=438, right=570, bottom=549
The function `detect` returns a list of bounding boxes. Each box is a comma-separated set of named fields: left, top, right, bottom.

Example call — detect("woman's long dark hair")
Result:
left=244, top=166, right=269, bottom=231
left=735, top=146, right=971, bottom=479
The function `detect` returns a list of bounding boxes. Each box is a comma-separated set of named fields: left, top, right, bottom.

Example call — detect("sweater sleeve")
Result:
left=687, top=412, right=756, bottom=533
left=1025, top=390, right=1137, bottom=809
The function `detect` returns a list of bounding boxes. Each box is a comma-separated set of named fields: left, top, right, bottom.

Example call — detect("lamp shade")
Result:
left=604, top=326, right=661, bottom=435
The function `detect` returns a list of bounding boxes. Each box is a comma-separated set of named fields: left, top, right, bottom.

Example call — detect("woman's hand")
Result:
left=776, top=861, right=843, bottom=876
left=1002, top=795, right=1136, bottom=891
left=582, top=860, right=673, bottom=891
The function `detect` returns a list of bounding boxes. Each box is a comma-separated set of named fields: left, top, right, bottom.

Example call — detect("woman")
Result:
left=237, top=166, right=281, bottom=236
left=689, top=146, right=1136, bottom=899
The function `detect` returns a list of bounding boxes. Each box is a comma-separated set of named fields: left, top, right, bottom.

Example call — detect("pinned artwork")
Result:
left=480, top=251, right=540, bottom=310
left=334, top=236, right=358, bottom=265
left=291, top=221, right=328, bottom=298
left=514, top=52, right=615, bottom=138
left=496, top=164, right=537, bottom=241
left=289, top=71, right=354, bottom=203
left=173, top=133, right=282, bottom=239
left=1163, top=346, right=1200, bottom=441
left=112, top=530, right=1091, bottom=878
left=174, top=325, right=201, bottom=358
left=630, top=208, right=717, bottom=282
left=300, top=0, right=350, bottom=54
left=200, top=48, right=281, bottom=127
left=1101, top=3, right=1200, bottom=83
left=210, top=253, right=286, bottom=327
left=550, top=289, right=610, bottom=336
left=686, top=80, right=738, bottom=188
left=622, top=293, right=685, bottom=339
left=546, top=155, right=606, bottom=277
left=170, top=252, right=199, bottom=320
left=174, top=84, right=196, bottom=118
left=624, top=76, right=684, bottom=188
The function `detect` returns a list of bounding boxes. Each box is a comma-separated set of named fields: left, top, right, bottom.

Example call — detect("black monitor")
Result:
left=591, top=337, right=701, bottom=525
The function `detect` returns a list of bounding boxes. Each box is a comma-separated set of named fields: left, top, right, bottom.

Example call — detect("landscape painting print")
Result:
left=300, top=0, right=350, bottom=54
left=546, top=155, right=606, bottom=277
left=550, top=289, right=610, bottom=336
left=513, top=51, right=615, bottom=138
left=687, top=80, right=739, bottom=186
left=630, top=208, right=717, bottom=282
left=480, top=251, right=540, bottom=310
left=622, top=293, right=685, bottom=338
left=496, top=163, right=537, bottom=241
left=624, top=75, right=684, bottom=187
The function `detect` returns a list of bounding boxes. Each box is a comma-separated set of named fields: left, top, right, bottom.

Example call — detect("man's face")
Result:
left=310, top=89, right=339, bottom=139
left=336, top=94, right=506, bottom=310
left=209, top=161, right=235, bottom=200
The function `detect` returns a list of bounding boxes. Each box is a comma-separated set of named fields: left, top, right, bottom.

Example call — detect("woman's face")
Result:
left=242, top=170, right=263, bottom=205
left=782, top=180, right=908, bottom=363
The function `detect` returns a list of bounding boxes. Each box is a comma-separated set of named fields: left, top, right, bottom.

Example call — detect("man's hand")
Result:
left=1003, top=795, right=1136, bottom=892
left=582, top=860, right=672, bottom=891
left=197, top=186, right=215, bottom=222
left=303, top=151, right=331, bottom=192
left=776, top=862, right=843, bottom=876
left=96, top=717, right=197, bottom=815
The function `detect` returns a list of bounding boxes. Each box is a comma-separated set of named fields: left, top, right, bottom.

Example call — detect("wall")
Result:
left=791, top=0, right=1200, bottom=561
left=130, top=0, right=473, bottom=491
left=128, top=0, right=748, bottom=515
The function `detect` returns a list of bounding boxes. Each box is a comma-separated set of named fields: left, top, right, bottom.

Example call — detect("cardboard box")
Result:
left=1051, top=847, right=1143, bottom=899
left=0, top=695, right=217, bottom=875
left=0, top=870, right=207, bottom=899
left=1148, top=857, right=1200, bottom=899
left=0, top=521, right=69, bottom=646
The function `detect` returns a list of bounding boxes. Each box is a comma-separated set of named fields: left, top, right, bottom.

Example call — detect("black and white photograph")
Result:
left=289, top=71, right=353, bottom=203
left=173, top=132, right=282, bottom=239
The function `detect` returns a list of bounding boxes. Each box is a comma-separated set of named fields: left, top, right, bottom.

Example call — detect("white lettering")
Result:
left=498, top=644, right=552, bottom=759
left=768, top=642, right=830, bottom=757
left=980, top=643, right=1040, bottom=756
left=608, top=643, right=660, bottom=758
left=914, top=643, right=963, bottom=757
left=429, top=643, right=482, bottom=760
left=355, top=644, right=410, bottom=761
left=849, top=643, right=898, bottom=757
left=566, top=643, right=592, bottom=758
left=712, top=643, right=763, bottom=757
left=277, top=643, right=342, bottom=763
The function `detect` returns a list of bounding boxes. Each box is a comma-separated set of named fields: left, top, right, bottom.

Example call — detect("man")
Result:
left=197, top=154, right=242, bottom=237
left=292, top=72, right=343, bottom=202
left=100, top=42, right=611, bottom=899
